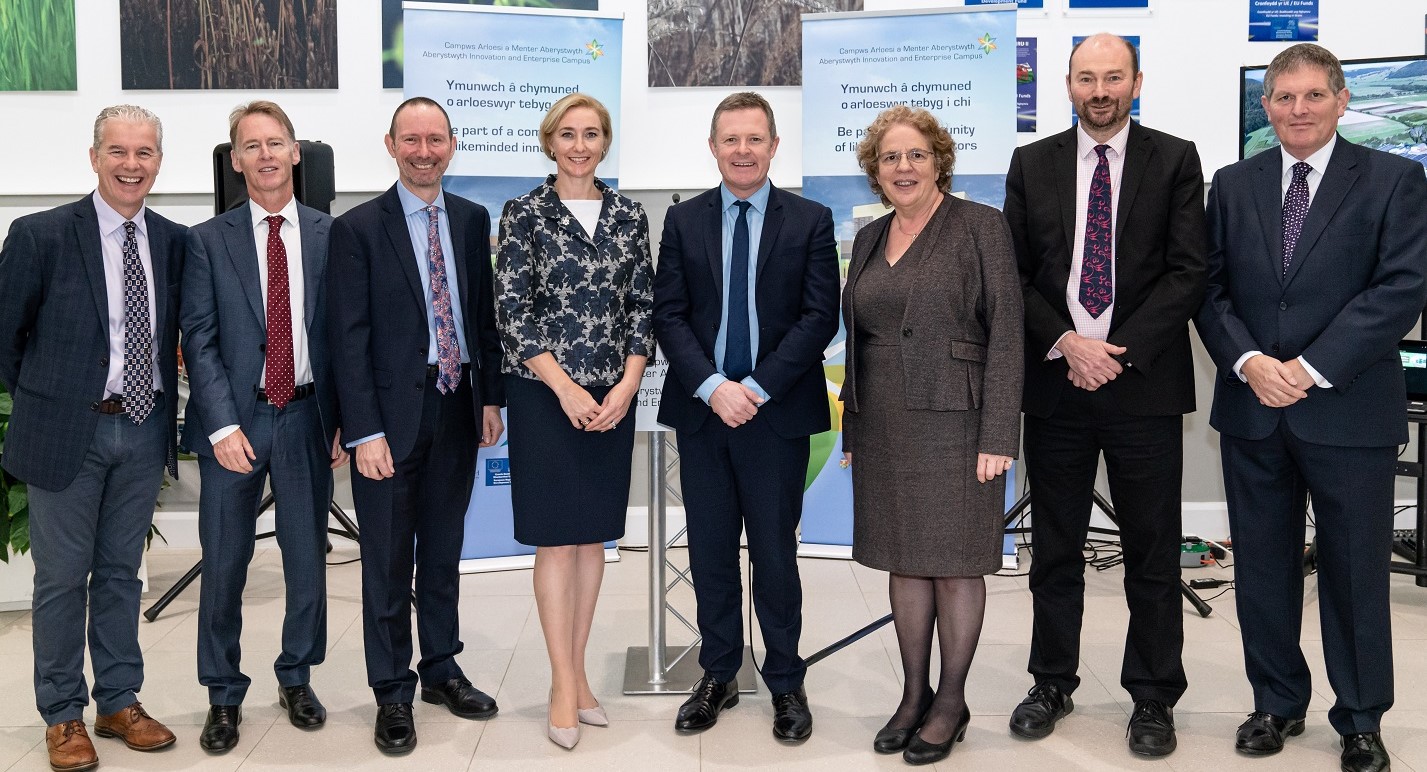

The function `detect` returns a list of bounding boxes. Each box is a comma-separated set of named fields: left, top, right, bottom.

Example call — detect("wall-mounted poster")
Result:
left=1018, top=36, right=1037, bottom=132
left=1071, top=34, right=1139, bottom=123
left=120, top=0, right=337, bottom=89
left=1248, top=0, right=1318, bottom=41
left=1068, top=0, right=1149, bottom=8
left=650, top=0, right=863, bottom=87
left=383, top=0, right=600, bottom=89
left=0, top=0, right=77, bottom=91
left=966, top=0, right=1044, bottom=8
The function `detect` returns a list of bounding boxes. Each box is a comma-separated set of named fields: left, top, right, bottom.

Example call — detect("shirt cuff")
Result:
left=1297, top=357, right=1333, bottom=389
left=742, top=376, right=769, bottom=403
left=208, top=424, right=240, bottom=446
left=695, top=374, right=728, bottom=404
left=346, top=432, right=385, bottom=449
left=1232, top=351, right=1262, bottom=382
left=1047, top=330, right=1072, bottom=361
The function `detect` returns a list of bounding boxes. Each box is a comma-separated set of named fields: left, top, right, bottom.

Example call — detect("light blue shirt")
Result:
left=695, top=180, right=770, bottom=404
left=395, top=181, right=471, bottom=365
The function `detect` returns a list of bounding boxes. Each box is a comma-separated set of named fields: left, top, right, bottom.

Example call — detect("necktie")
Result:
left=263, top=215, right=295, bottom=409
left=725, top=200, right=753, bottom=382
left=425, top=205, right=461, bottom=394
left=120, top=220, right=155, bottom=424
left=1078, top=144, right=1114, bottom=318
left=1281, top=161, right=1312, bottom=276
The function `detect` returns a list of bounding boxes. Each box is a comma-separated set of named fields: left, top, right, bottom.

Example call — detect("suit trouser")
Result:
left=1221, top=423, right=1395, bottom=734
left=351, top=374, right=476, bottom=704
left=1023, top=386, right=1187, bottom=705
left=196, top=396, right=331, bottom=705
left=27, top=399, right=167, bottom=725
left=676, top=415, right=808, bottom=694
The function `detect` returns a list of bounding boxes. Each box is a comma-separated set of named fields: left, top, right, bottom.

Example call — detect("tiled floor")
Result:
left=0, top=542, right=1425, bottom=770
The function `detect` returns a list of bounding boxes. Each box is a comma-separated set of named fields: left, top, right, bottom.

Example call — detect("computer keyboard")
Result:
left=1393, top=529, right=1419, bottom=562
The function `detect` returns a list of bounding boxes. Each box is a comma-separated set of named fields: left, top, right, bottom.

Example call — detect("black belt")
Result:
left=93, top=391, right=162, bottom=414
left=257, top=382, right=316, bottom=403
left=426, top=363, right=470, bottom=379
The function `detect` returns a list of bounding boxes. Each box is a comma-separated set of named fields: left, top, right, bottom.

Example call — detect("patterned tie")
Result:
left=724, top=200, right=753, bottom=382
left=263, top=215, right=295, bottom=409
left=425, top=205, right=461, bottom=395
left=1281, top=161, right=1312, bottom=276
left=1079, top=144, right=1114, bottom=318
left=120, top=220, right=155, bottom=424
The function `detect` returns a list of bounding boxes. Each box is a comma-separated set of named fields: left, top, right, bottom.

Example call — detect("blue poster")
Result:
left=404, top=5, right=623, bottom=564
left=403, top=5, right=623, bottom=219
left=1069, top=0, right=1149, bottom=7
left=1248, top=0, right=1319, bottom=41
left=1018, top=37, right=1037, bottom=132
left=1071, top=35, right=1139, bottom=123
left=799, top=6, right=1016, bottom=551
left=966, top=0, right=1044, bottom=8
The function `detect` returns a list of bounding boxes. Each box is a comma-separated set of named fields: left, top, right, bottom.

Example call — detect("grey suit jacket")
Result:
left=180, top=202, right=338, bottom=455
left=840, top=194, right=1024, bottom=458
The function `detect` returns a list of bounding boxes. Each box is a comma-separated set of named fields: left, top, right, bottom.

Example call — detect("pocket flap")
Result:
left=950, top=340, right=987, bottom=363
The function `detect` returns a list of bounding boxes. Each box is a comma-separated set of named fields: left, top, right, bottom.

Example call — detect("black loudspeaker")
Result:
left=212, top=140, right=336, bottom=215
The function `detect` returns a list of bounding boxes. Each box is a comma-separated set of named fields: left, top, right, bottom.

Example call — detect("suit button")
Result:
left=419, top=348, right=427, bottom=356
left=99, top=357, right=108, bottom=367
left=1271, top=343, right=1280, bottom=353
left=415, top=383, right=423, bottom=391
left=90, top=402, right=99, bottom=410
left=902, top=328, right=912, bottom=337
left=1279, top=302, right=1288, bottom=311
left=259, top=343, right=266, bottom=352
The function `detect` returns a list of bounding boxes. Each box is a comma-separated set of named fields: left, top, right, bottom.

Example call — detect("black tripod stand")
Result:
left=143, top=494, right=360, bottom=622
left=1003, top=490, right=1213, bottom=617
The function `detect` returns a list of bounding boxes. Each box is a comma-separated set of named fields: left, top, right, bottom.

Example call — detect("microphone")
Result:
left=671, top=193, right=681, bottom=204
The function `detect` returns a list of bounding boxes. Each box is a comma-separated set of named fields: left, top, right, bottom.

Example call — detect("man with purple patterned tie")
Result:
left=0, top=105, right=184, bottom=772
left=1196, top=44, right=1427, bottom=772
left=327, top=97, right=506, bottom=754
left=1004, top=33, right=1207, bottom=757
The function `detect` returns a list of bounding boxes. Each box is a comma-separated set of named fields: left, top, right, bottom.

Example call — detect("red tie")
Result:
left=264, top=215, right=295, bottom=409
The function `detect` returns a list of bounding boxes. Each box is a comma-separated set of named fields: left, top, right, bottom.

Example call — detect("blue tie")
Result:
left=725, top=200, right=753, bottom=382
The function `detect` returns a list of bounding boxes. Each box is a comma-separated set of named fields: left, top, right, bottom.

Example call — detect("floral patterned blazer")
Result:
left=495, top=175, right=654, bottom=387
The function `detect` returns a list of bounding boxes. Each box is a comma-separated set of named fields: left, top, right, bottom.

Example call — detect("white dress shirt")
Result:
left=1050, top=121, right=1130, bottom=360
left=209, top=197, right=313, bottom=446
left=93, top=191, right=162, bottom=398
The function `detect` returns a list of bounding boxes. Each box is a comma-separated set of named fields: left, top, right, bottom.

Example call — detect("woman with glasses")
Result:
left=495, top=92, right=652, bottom=750
left=839, top=105, right=1023, bottom=765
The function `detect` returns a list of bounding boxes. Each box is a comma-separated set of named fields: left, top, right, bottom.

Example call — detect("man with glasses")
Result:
left=181, top=100, right=346, bottom=753
left=1003, top=33, right=1208, bottom=757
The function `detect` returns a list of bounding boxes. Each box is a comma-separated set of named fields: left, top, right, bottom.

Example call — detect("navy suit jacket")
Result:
left=652, top=184, right=840, bottom=439
left=180, top=202, right=338, bottom=455
left=326, top=185, right=504, bottom=463
left=1196, top=136, right=1427, bottom=447
left=0, top=196, right=185, bottom=491
left=1006, top=122, right=1208, bottom=419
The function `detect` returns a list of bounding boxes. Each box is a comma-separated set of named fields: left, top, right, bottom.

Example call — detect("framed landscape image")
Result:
left=0, top=0, right=77, bottom=91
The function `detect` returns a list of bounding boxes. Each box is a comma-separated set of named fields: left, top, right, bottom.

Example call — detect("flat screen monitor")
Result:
left=1240, top=54, right=1427, bottom=169
left=1400, top=339, right=1427, bottom=413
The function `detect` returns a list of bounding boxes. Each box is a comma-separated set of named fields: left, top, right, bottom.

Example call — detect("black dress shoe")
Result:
left=904, top=706, right=970, bottom=766
left=873, top=689, right=935, bottom=753
left=1341, top=732, right=1390, bottom=772
left=374, top=703, right=417, bottom=755
left=1235, top=711, right=1306, bottom=755
left=278, top=684, right=326, bottom=729
left=420, top=676, right=498, bottom=719
left=675, top=675, right=738, bottom=733
left=1009, top=683, right=1073, bottom=739
left=771, top=687, right=812, bottom=743
left=1127, top=699, right=1176, bottom=756
left=199, top=705, right=241, bottom=754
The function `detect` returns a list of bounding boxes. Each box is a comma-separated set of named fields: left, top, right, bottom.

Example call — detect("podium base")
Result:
left=622, top=645, right=760, bottom=695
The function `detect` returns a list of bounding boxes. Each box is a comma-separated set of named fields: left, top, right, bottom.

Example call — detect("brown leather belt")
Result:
left=93, top=392, right=162, bottom=414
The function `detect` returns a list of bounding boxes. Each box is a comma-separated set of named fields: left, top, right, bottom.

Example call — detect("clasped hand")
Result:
left=1242, top=354, right=1311, bottom=408
left=1060, top=332, right=1126, bottom=391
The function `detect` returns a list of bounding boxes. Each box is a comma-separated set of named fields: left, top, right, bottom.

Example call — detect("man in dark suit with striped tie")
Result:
left=0, top=104, right=184, bottom=772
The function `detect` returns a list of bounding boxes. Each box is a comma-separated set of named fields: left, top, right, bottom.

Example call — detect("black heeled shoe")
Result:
left=873, top=690, right=935, bottom=754
left=903, top=706, right=970, bottom=766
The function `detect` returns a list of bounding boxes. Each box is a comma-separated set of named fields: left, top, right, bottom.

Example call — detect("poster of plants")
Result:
left=120, top=0, right=338, bottom=90
left=383, top=0, right=599, bottom=89
left=0, top=0, right=77, bottom=91
left=648, top=0, right=862, bottom=87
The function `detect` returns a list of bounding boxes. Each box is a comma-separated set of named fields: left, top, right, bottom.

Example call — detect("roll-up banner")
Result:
left=798, top=4, right=1017, bottom=558
left=402, top=1, right=624, bottom=569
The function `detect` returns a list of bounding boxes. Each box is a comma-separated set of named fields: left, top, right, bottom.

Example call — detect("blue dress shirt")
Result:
left=695, top=181, right=772, bottom=404
left=395, top=181, right=471, bottom=365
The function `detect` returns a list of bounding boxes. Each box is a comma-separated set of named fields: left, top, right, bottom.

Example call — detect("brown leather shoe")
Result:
left=45, top=720, right=98, bottom=772
left=93, top=702, right=176, bottom=751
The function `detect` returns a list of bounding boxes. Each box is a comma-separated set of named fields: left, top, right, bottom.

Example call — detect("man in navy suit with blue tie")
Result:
left=1196, top=44, right=1427, bottom=772
left=0, top=104, right=183, bottom=772
left=652, top=92, right=840, bottom=743
left=181, top=101, right=347, bottom=754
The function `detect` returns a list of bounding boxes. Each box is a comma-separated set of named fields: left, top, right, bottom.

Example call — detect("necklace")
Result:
left=895, top=211, right=929, bottom=241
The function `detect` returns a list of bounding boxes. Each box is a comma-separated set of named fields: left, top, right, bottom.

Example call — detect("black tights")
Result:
left=886, top=574, right=987, bottom=743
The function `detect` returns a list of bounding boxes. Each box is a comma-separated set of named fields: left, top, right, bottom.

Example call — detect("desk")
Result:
left=1391, top=415, right=1427, bottom=586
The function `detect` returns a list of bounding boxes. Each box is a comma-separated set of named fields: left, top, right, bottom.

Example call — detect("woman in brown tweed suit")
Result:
left=839, top=105, right=1023, bottom=765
